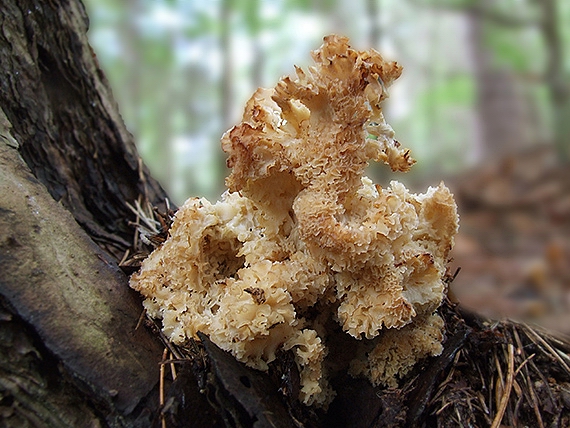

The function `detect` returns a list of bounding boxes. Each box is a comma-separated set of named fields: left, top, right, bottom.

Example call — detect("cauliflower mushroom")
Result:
left=130, top=35, right=459, bottom=406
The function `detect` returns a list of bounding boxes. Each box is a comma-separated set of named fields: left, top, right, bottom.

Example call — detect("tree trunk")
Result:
left=0, top=0, right=168, bottom=261
left=0, top=1, right=171, bottom=426
left=366, top=0, right=382, bottom=49
left=463, top=0, right=569, bottom=162
left=220, top=0, right=234, bottom=134
left=466, top=5, right=533, bottom=162
left=540, top=0, right=570, bottom=162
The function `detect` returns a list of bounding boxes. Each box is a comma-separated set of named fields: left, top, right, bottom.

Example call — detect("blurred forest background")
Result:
left=83, top=0, right=569, bottom=331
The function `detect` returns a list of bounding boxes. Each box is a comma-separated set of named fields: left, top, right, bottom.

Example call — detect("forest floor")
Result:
left=123, top=144, right=570, bottom=427
left=447, top=144, right=570, bottom=334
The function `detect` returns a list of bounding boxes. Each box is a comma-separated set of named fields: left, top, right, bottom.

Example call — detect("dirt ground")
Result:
left=447, top=145, right=570, bottom=334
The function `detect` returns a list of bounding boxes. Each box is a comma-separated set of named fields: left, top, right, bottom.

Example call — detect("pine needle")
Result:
left=491, top=344, right=515, bottom=428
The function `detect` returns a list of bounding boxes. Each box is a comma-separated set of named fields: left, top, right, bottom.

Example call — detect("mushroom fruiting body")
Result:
left=130, top=35, right=459, bottom=407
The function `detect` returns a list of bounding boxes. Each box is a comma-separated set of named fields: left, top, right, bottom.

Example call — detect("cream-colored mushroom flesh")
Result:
left=130, top=35, right=459, bottom=407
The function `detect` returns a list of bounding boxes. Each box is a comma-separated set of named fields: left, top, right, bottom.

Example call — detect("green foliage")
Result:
left=83, top=0, right=567, bottom=203
left=420, top=74, right=474, bottom=106
left=488, top=29, right=539, bottom=72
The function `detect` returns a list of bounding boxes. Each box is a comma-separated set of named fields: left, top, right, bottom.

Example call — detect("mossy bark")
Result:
left=1, top=112, right=164, bottom=426
left=0, top=1, right=171, bottom=426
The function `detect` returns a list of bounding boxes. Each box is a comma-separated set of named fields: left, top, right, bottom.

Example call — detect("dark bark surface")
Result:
left=0, top=0, right=168, bottom=260
left=0, top=116, right=163, bottom=425
left=0, top=0, right=171, bottom=426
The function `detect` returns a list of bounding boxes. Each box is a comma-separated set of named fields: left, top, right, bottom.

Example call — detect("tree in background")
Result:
left=540, top=0, right=570, bottom=162
left=84, top=0, right=569, bottom=200
left=423, top=0, right=569, bottom=162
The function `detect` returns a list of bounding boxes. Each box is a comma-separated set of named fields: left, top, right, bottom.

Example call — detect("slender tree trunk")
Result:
left=366, top=0, right=382, bottom=49
left=220, top=0, right=234, bottom=134
left=540, top=0, right=570, bottom=162
left=466, top=5, right=530, bottom=161
left=463, top=0, right=568, bottom=162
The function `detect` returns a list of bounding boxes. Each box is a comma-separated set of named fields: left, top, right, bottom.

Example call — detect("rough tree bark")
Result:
left=0, top=0, right=167, bottom=260
left=0, top=1, right=169, bottom=426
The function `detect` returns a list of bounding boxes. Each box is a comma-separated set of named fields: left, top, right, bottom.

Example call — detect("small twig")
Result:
left=491, top=344, right=515, bottom=428
left=119, top=248, right=130, bottom=266
left=131, top=196, right=142, bottom=249
left=126, top=198, right=161, bottom=236
left=134, top=308, right=146, bottom=331
left=510, top=323, right=543, bottom=426
left=493, top=350, right=504, bottom=411
left=555, top=348, right=570, bottom=367
left=529, top=324, right=570, bottom=354
left=512, top=383, right=524, bottom=428
left=512, top=323, right=525, bottom=355
left=524, top=364, right=544, bottom=428
left=512, top=354, right=539, bottom=426
left=158, top=356, right=179, bottom=381
left=137, top=156, right=149, bottom=201
left=151, top=319, right=184, bottom=361
left=514, top=353, right=535, bottom=377
left=523, top=323, right=570, bottom=375
left=454, top=406, right=462, bottom=425
left=512, top=323, right=544, bottom=428
left=170, top=358, right=177, bottom=381
left=160, top=348, right=168, bottom=428
left=430, top=349, right=462, bottom=405
left=435, top=400, right=453, bottom=416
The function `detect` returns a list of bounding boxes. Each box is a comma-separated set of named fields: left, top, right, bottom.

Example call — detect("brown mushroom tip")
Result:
left=130, top=35, right=459, bottom=407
